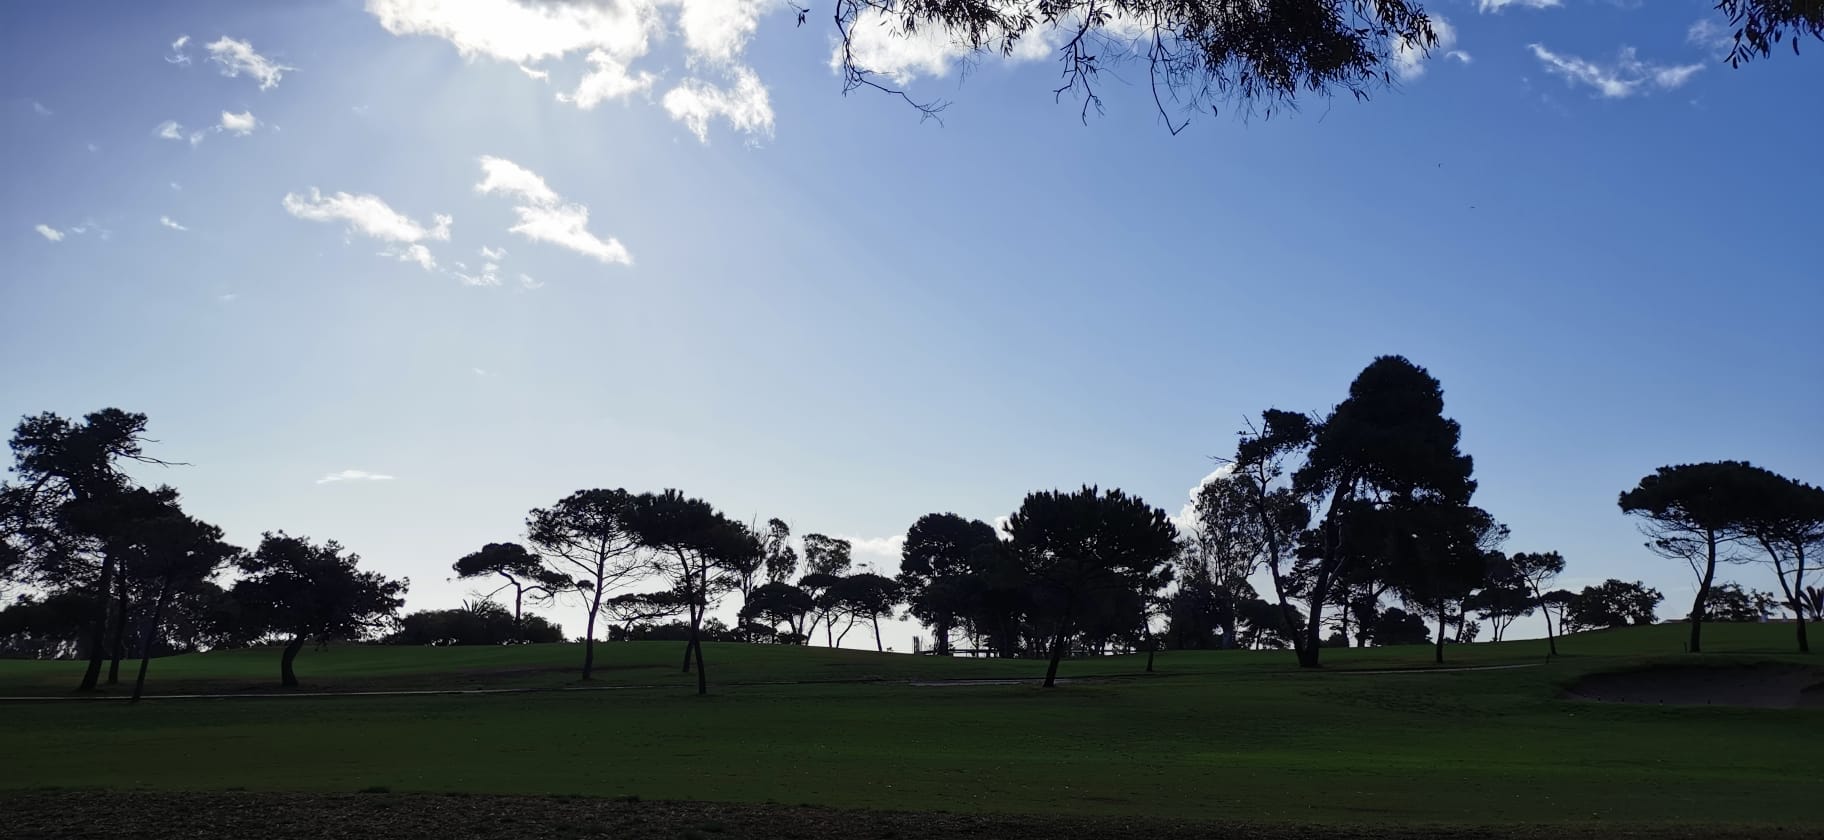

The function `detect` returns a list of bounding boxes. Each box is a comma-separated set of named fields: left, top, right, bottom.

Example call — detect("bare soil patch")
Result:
left=0, top=791, right=1797, bottom=840
left=1567, top=663, right=1824, bottom=709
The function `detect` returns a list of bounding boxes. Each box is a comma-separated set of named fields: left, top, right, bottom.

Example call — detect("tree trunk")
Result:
left=692, top=621, right=707, bottom=696
left=78, top=552, right=117, bottom=692
left=1794, top=544, right=1809, bottom=654
left=1533, top=582, right=1558, bottom=657
left=510, top=580, right=525, bottom=642
left=582, top=574, right=604, bottom=680
left=1690, top=529, right=1718, bottom=654
left=1043, top=615, right=1071, bottom=689
left=131, top=582, right=171, bottom=703
left=873, top=615, right=883, bottom=652
left=280, top=633, right=305, bottom=688
left=1298, top=567, right=1330, bottom=669
left=1434, top=606, right=1446, bottom=665
left=108, top=575, right=131, bottom=684
left=935, top=617, right=952, bottom=655
left=1145, top=635, right=1157, bottom=673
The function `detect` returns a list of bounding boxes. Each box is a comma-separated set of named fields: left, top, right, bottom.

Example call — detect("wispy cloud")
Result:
left=662, top=68, right=773, bottom=143
left=31, top=101, right=52, bottom=117
left=518, top=273, right=544, bottom=290
left=1478, top=0, right=1561, bottom=11
left=316, top=469, right=396, bottom=484
left=218, top=293, right=240, bottom=303
left=368, top=0, right=773, bottom=140
left=206, top=36, right=293, bottom=90
left=1392, top=16, right=1465, bottom=81
left=1529, top=44, right=1704, bottom=98
left=475, top=156, right=630, bottom=265
left=155, top=120, right=185, bottom=141
left=34, top=224, right=65, bottom=242
left=168, top=34, right=192, bottom=65
left=1688, top=18, right=1734, bottom=58
left=159, top=216, right=189, bottom=232
left=219, top=110, right=259, bottom=135
left=282, top=188, right=452, bottom=271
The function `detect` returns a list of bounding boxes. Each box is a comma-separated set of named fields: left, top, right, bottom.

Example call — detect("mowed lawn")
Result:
left=2, top=624, right=1819, bottom=829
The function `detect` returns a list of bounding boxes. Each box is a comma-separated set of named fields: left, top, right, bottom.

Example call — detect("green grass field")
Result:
left=3, top=623, right=1819, bottom=835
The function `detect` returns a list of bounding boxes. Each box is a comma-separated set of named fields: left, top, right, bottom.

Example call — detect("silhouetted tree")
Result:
left=899, top=513, right=999, bottom=655
left=452, top=542, right=571, bottom=639
left=760, top=519, right=798, bottom=584
left=1698, top=583, right=1781, bottom=623
left=232, top=533, right=406, bottom=687
left=526, top=489, right=646, bottom=680
left=120, top=497, right=238, bottom=701
left=1236, top=597, right=1304, bottom=649
left=835, top=0, right=1438, bottom=131
left=1507, top=551, right=1567, bottom=656
left=1563, top=580, right=1663, bottom=632
left=0, top=591, right=92, bottom=658
left=1389, top=503, right=1503, bottom=663
left=630, top=490, right=756, bottom=695
left=2, top=409, right=181, bottom=690
left=1365, top=605, right=1429, bottom=646
left=1187, top=474, right=1271, bottom=649
left=1730, top=467, right=1824, bottom=652
left=739, top=581, right=814, bottom=643
left=1236, top=356, right=1477, bottom=668
left=1619, top=462, right=1755, bottom=653
left=829, top=572, right=903, bottom=651
left=1465, top=557, right=1533, bottom=644
left=800, top=533, right=854, bottom=645
left=1716, top=0, right=1824, bottom=65
left=1006, top=486, right=1178, bottom=687
left=600, top=589, right=690, bottom=640
left=388, top=600, right=564, bottom=645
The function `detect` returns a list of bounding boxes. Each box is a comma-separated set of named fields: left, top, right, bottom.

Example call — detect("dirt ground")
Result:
left=2, top=791, right=1810, bottom=840
left=1567, top=663, right=1824, bottom=709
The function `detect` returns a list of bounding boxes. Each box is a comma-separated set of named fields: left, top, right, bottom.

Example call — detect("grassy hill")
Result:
left=1, top=623, right=1818, bottom=834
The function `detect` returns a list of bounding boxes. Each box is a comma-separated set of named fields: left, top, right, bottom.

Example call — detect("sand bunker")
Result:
left=1568, top=663, right=1824, bottom=709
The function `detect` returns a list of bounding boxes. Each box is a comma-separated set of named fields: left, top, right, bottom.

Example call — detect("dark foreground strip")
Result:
left=0, top=790, right=1794, bottom=840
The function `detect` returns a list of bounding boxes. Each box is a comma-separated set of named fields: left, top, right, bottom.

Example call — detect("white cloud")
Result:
left=518, top=273, right=543, bottom=290
left=557, top=50, right=656, bottom=108
left=32, top=101, right=52, bottom=116
left=155, top=120, right=185, bottom=140
left=168, top=34, right=192, bottom=65
left=476, top=156, right=560, bottom=206
left=836, top=534, right=906, bottom=574
left=1170, top=464, right=1234, bottom=536
left=678, top=0, right=767, bottom=66
left=1688, top=18, right=1734, bottom=57
left=475, top=156, right=631, bottom=264
left=662, top=68, right=773, bottom=142
left=384, top=243, right=439, bottom=270
left=1528, top=44, right=1704, bottom=99
left=218, top=293, right=239, bottom=303
left=457, top=260, right=504, bottom=286
left=283, top=188, right=451, bottom=270
left=34, top=224, right=64, bottom=242
left=480, top=245, right=507, bottom=260
left=206, top=36, right=294, bottom=90
left=472, top=367, right=489, bottom=376
left=367, top=0, right=774, bottom=138
left=86, top=142, right=100, bottom=152
left=316, top=469, right=395, bottom=484
left=159, top=216, right=188, bottom=231
left=1447, top=50, right=1473, bottom=64
left=170, top=181, right=182, bottom=192
left=219, top=110, right=259, bottom=135
left=1477, top=0, right=1561, bottom=11
left=1392, top=16, right=1461, bottom=81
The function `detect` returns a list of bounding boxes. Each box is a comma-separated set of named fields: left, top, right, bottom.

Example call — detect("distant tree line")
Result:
left=4, top=356, right=1818, bottom=696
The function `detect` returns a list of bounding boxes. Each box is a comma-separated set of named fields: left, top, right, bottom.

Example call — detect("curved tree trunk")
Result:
left=78, top=553, right=117, bottom=692
left=873, top=616, right=883, bottom=652
left=582, top=572, right=605, bottom=681
left=1690, top=529, right=1718, bottom=654
left=280, top=633, right=306, bottom=688
left=131, top=582, right=171, bottom=703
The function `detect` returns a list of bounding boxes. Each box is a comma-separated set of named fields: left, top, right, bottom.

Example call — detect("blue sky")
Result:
left=3, top=0, right=1820, bottom=647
